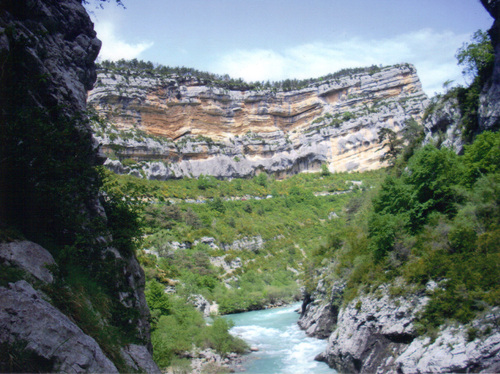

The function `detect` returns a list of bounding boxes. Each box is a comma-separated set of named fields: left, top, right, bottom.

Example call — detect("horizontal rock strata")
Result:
left=88, top=64, right=428, bottom=179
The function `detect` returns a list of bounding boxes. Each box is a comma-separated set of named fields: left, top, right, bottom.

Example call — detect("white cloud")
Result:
left=94, top=21, right=154, bottom=61
left=210, top=29, right=470, bottom=96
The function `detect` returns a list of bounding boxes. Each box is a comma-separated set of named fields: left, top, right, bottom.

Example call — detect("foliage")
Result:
left=99, top=167, right=145, bottom=257
left=0, top=16, right=152, bottom=373
left=41, top=264, right=133, bottom=372
left=146, top=285, right=248, bottom=368
left=456, top=30, right=494, bottom=82
left=463, top=131, right=500, bottom=186
left=454, top=30, right=495, bottom=139
left=377, top=128, right=403, bottom=166
left=400, top=117, right=425, bottom=161
left=0, top=264, right=26, bottom=287
left=0, top=341, right=54, bottom=373
left=321, top=163, right=331, bottom=176
left=97, top=59, right=389, bottom=92
left=123, top=169, right=388, bottom=367
left=306, top=130, right=500, bottom=333
left=125, top=168, right=383, bottom=316
left=1, top=106, right=100, bottom=247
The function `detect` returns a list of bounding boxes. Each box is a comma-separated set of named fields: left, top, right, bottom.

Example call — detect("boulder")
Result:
left=120, top=344, right=161, bottom=374
left=0, top=281, right=118, bottom=373
left=188, top=294, right=212, bottom=317
left=0, top=241, right=56, bottom=283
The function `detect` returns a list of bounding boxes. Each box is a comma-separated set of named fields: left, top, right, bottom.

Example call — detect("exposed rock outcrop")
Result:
left=221, top=235, right=264, bottom=252
left=0, top=241, right=56, bottom=284
left=301, top=282, right=500, bottom=373
left=394, top=309, right=500, bottom=374
left=480, top=0, right=500, bottom=130
left=424, top=0, right=500, bottom=149
left=188, top=294, right=213, bottom=317
left=298, top=280, right=342, bottom=339
left=88, top=64, right=428, bottom=179
left=0, top=0, right=158, bottom=372
left=422, top=96, right=466, bottom=153
left=121, top=344, right=162, bottom=374
left=314, top=284, right=427, bottom=373
left=0, top=0, right=102, bottom=231
left=0, top=281, right=119, bottom=373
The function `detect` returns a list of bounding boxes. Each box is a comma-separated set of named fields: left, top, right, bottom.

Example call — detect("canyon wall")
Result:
left=88, top=64, right=428, bottom=179
left=299, top=2, right=500, bottom=372
left=0, top=0, right=158, bottom=372
left=299, top=280, right=500, bottom=374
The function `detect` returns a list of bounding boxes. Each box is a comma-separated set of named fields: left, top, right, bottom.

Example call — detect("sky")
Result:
left=85, top=0, right=494, bottom=96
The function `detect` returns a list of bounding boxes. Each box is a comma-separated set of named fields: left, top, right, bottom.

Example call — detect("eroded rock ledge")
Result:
left=88, top=64, right=428, bottom=179
left=299, top=282, right=500, bottom=373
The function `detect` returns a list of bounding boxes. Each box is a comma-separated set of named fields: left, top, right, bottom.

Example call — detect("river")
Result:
left=223, top=303, right=336, bottom=374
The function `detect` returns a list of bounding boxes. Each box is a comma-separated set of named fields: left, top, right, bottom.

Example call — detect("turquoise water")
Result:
left=223, top=303, right=336, bottom=374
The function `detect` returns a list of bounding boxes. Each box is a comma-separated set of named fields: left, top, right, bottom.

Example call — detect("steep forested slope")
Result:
left=299, top=6, right=500, bottom=369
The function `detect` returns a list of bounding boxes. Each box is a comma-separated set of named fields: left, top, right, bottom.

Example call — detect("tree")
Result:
left=321, top=163, right=331, bottom=176
left=145, top=280, right=171, bottom=318
left=456, top=30, right=494, bottom=82
left=463, top=131, right=500, bottom=186
left=377, top=128, right=403, bottom=166
left=401, top=117, right=425, bottom=161
left=404, top=145, right=465, bottom=229
left=254, top=172, right=268, bottom=187
left=84, top=0, right=125, bottom=8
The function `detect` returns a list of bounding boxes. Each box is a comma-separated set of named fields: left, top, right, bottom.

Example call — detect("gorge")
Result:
left=1, top=0, right=499, bottom=373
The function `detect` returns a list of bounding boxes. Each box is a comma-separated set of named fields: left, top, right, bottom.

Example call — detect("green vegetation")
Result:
left=305, top=131, right=500, bottom=334
left=456, top=30, right=494, bottom=82
left=146, top=279, right=248, bottom=368
left=97, top=59, right=388, bottom=92
left=99, top=166, right=383, bottom=369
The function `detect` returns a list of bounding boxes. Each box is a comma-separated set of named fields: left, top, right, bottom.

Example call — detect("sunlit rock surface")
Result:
left=88, top=64, right=428, bottom=179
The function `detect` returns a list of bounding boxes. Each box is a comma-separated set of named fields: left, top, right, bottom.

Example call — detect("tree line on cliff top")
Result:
left=97, top=58, right=386, bottom=92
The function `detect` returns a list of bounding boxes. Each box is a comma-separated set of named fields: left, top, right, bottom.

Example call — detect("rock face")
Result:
left=298, top=280, right=342, bottom=339
left=0, top=241, right=56, bottom=284
left=300, top=282, right=500, bottom=374
left=0, top=281, right=119, bottom=373
left=395, top=310, right=500, bottom=374
left=0, top=0, right=158, bottom=372
left=0, top=0, right=102, bottom=231
left=121, top=344, right=162, bottom=374
left=422, top=96, right=466, bottom=153
left=424, top=0, right=500, bottom=148
left=313, top=284, right=427, bottom=373
left=88, top=64, right=428, bottom=179
left=188, top=294, right=212, bottom=317
left=480, top=0, right=500, bottom=130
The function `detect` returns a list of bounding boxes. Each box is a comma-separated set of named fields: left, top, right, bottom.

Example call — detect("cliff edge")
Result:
left=0, top=0, right=158, bottom=372
left=88, top=63, right=428, bottom=179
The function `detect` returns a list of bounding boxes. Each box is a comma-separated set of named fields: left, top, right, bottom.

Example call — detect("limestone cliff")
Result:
left=424, top=0, right=500, bottom=149
left=300, top=281, right=500, bottom=374
left=480, top=0, right=500, bottom=130
left=88, top=64, right=428, bottom=179
left=0, top=0, right=158, bottom=372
